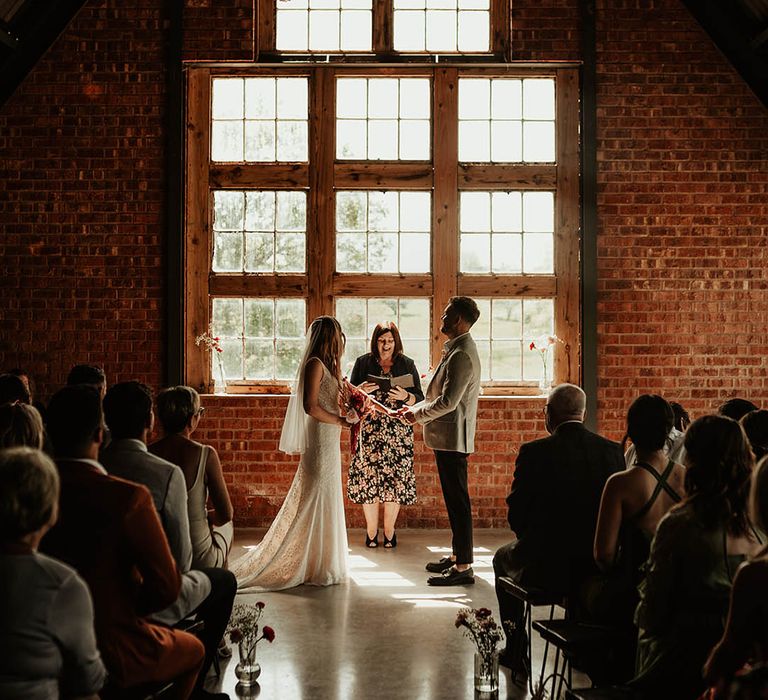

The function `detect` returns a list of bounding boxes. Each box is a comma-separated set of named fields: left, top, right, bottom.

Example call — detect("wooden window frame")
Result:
left=257, top=0, right=510, bottom=61
left=184, top=64, right=579, bottom=396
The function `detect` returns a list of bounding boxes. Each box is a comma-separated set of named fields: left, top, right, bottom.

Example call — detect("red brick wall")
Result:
left=595, top=0, right=768, bottom=438
left=1, top=0, right=766, bottom=527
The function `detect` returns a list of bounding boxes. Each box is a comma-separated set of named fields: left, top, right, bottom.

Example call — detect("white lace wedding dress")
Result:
left=231, top=363, right=349, bottom=591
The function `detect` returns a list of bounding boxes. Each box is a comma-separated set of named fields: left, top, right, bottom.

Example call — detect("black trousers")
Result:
left=492, top=542, right=527, bottom=666
left=190, top=567, right=237, bottom=686
left=434, top=449, right=473, bottom=565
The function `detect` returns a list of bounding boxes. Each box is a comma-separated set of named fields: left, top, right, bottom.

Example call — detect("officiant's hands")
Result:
left=358, top=381, right=378, bottom=394
left=388, top=385, right=411, bottom=404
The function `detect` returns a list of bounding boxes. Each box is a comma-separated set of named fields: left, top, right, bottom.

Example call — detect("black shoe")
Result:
left=365, top=530, right=379, bottom=548
left=383, top=532, right=397, bottom=548
left=425, top=556, right=454, bottom=573
left=427, top=566, right=475, bottom=586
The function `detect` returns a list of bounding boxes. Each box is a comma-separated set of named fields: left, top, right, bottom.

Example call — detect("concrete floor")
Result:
left=207, top=529, right=587, bottom=700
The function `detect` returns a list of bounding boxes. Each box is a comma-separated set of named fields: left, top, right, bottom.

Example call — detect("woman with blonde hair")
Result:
left=0, top=402, right=45, bottom=449
left=230, top=316, right=356, bottom=590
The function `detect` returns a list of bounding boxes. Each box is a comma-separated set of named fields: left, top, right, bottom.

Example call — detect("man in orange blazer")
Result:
left=40, top=385, right=206, bottom=699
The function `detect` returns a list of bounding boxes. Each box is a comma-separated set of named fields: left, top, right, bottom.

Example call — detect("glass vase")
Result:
left=538, top=363, right=550, bottom=392
left=474, top=651, right=499, bottom=695
left=235, top=640, right=261, bottom=686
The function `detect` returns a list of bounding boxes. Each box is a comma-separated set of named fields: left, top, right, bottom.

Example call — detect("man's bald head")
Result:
left=546, top=383, right=587, bottom=431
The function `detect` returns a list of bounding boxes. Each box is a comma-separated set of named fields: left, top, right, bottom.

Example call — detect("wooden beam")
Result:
left=458, top=275, right=556, bottom=297
left=209, top=275, right=307, bottom=297
left=372, top=0, right=392, bottom=53
left=554, top=68, right=581, bottom=385
left=332, top=274, right=433, bottom=297
left=491, top=0, right=511, bottom=60
left=334, top=162, right=433, bottom=189
left=184, top=68, right=212, bottom=392
left=307, top=68, right=336, bottom=322
left=458, top=164, right=556, bottom=189
left=209, top=164, right=309, bottom=189
left=431, top=67, right=459, bottom=368
left=257, top=0, right=274, bottom=58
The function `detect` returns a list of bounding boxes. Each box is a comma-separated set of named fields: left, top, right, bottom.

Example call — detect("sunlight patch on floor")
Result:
left=390, top=592, right=475, bottom=608
left=426, top=545, right=493, bottom=554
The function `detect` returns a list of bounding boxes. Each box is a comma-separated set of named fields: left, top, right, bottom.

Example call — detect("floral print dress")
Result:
left=347, top=362, right=419, bottom=505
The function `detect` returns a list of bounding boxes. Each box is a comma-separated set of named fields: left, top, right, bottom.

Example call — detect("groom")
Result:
left=401, top=296, right=481, bottom=585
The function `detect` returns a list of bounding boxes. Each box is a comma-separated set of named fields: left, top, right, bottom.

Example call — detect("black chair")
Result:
left=532, top=619, right=623, bottom=699
left=100, top=680, right=175, bottom=700
left=565, top=689, right=638, bottom=700
left=498, top=576, right=565, bottom=694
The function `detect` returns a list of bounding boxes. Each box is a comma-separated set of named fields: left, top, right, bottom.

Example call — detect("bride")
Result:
left=231, top=316, right=353, bottom=591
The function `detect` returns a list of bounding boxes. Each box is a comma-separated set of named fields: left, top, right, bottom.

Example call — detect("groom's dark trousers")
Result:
left=435, top=450, right=473, bottom=565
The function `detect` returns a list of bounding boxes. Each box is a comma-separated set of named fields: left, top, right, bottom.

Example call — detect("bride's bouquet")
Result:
left=342, top=379, right=373, bottom=452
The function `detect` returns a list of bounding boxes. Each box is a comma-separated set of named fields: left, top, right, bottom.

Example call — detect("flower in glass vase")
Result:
left=528, top=334, right=563, bottom=392
left=195, top=330, right=226, bottom=393
left=226, top=602, right=275, bottom=686
left=455, top=607, right=504, bottom=694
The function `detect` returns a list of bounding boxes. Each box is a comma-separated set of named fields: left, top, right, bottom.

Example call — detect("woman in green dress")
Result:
left=630, top=415, right=762, bottom=698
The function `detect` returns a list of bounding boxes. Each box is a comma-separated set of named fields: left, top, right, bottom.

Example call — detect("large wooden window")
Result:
left=185, top=4, right=578, bottom=395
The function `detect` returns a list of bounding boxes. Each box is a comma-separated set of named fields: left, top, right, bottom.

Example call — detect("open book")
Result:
left=366, top=373, right=415, bottom=393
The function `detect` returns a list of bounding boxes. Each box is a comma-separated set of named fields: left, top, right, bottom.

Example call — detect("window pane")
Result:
left=338, top=297, right=430, bottom=373
left=523, top=121, right=555, bottom=162
left=213, top=78, right=308, bottom=163
left=336, top=191, right=431, bottom=273
left=492, top=233, right=522, bottom=273
left=459, top=77, right=555, bottom=163
left=394, top=0, right=489, bottom=53
left=277, top=2, right=372, bottom=52
left=523, top=233, right=553, bottom=274
left=336, top=78, right=431, bottom=160
left=522, top=192, right=554, bottom=232
left=214, top=190, right=306, bottom=273
left=213, top=297, right=306, bottom=381
left=460, top=233, right=490, bottom=272
left=212, top=79, right=243, bottom=119
left=211, top=121, right=243, bottom=161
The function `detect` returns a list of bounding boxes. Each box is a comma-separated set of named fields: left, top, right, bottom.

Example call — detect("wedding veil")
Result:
left=279, top=320, right=321, bottom=454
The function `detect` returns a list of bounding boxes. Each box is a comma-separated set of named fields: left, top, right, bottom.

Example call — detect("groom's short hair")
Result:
left=449, top=296, right=480, bottom=327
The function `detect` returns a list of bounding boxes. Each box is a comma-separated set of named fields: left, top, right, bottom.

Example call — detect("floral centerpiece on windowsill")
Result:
left=195, top=330, right=226, bottom=394
left=528, top=334, right=564, bottom=392
left=227, top=602, right=275, bottom=686
left=455, top=607, right=504, bottom=693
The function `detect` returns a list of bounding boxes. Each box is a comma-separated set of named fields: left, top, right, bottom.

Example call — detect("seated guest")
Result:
left=586, top=396, right=685, bottom=680
left=0, top=373, right=31, bottom=405
left=631, top=415, right=762, bottom=699
left=0, top=447, right=107, bottom=700
left=102, top=381, right=236, bottom=682
left=493, top=383, right=624, bottom=681
left=39, top=385, right=206, bottom=700
left=0, top=402, right=44, bottom=449
left=670, top=401, right=691, bottom=432
left=719, top=398, right=759, bottom=422
left=741, top=410, right=768, bottom=461
left=151, top=386, right=234, bottom=569
left=8, top=369, right=47, bottom=423
left=623, top=395, right=686, bottom=467
left=65, top=364, right=107, bottom=398
left=704, top=454, right=768, bottom=695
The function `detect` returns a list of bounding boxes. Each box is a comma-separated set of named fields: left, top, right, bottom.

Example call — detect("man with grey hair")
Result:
left=493, top=383, right=624, bottom=682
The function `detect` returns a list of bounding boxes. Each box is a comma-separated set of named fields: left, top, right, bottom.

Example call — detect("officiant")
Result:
left=348, top=322, right=424, bottom=550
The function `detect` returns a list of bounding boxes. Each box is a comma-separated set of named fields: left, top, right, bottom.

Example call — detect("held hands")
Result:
left=395, top=406, right=417, bottom=424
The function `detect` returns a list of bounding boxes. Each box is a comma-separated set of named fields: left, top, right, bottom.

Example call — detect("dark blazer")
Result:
left=504, top=421, right=624, bottom=593
left=350, top=353, right=424, bottom=404
left=39, top=459, right=187, bottom=687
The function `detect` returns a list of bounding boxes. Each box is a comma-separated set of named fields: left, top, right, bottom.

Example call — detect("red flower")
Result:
left=214, top=337, right=219, bottom=341
left=475, top=608, right=492, bottom=619
left=229, top=629, right=243, bottom=644
left=255, top=601, right=266, bottom=609
left=262, top=626, right=276, bottom=642
left=216, top=347, right=223, bottom=353
left=529, top=341, right=536, bottom=351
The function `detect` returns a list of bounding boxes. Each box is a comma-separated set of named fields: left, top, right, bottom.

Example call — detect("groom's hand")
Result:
left=396, top=407, right=417, bottom=424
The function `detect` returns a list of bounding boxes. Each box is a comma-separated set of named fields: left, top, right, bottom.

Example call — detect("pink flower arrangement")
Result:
left=195, top=330, right=226, bottom=390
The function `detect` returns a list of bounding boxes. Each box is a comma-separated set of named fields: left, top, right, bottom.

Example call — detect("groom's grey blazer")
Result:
left=413, top=332, right=481, bottom=454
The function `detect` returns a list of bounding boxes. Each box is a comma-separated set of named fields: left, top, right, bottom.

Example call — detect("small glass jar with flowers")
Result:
left=455, top=607, right=504, bottom=695
left=195, top=330, right=226, bottom=394
left=528, top=334, right=564, bottom=392
left=227, top=601, right=275, bottom=687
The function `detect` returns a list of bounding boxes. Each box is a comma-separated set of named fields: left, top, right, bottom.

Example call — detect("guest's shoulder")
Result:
left=29, top=550, right=83, bottom=588
left=582, top=427, right=623, bottom=452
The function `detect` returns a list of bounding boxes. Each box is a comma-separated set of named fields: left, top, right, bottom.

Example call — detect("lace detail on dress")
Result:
left=230, top=364, right=349, bottom=591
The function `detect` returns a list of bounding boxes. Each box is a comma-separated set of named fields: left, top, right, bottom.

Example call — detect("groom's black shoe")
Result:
left=427, top=566, right=475, bottom=586
left=425, top=556, right=455, bottom=573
